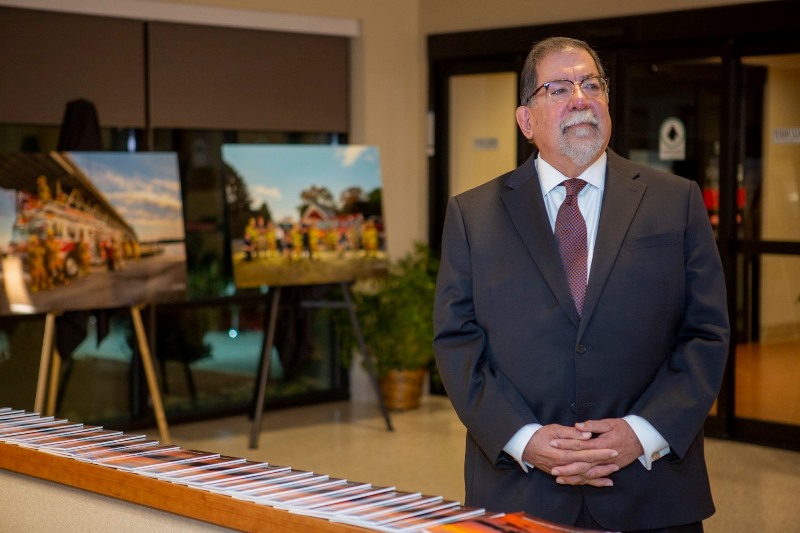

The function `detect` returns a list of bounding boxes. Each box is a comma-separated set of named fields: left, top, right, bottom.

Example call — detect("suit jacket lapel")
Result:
left=579, top=150, right=646, bottom=335
left=501, top=154, right=581, bottom=328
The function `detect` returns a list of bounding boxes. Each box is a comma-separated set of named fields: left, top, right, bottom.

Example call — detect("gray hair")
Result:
left=519, top=37, right=606, bottom=106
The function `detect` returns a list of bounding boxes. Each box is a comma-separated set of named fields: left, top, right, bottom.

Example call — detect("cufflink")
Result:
left=651, top=451, right=661, bottom=461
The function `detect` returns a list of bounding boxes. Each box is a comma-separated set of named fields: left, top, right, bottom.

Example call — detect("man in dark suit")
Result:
left=433, top=37, right=730, bottom=532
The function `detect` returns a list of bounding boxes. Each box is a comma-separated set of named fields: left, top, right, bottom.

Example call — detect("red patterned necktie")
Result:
left=555, top=178, right=588, bottom=316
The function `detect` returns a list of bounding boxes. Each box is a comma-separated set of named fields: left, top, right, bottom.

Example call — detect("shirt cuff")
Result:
left=623, top=415, right=670, bottom=470
left=503, top=423, right=542, bottom=472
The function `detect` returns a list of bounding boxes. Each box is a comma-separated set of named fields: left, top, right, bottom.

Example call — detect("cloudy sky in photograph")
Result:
left=222, top=144, right=382, bottom=223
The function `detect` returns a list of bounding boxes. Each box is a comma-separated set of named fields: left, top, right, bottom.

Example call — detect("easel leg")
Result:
left=341, top=282, right=393, bottom=431
left=131, top=305, right=171, bottom=444
left=249, top=286, right=281, bottom=449
left=45, top=349, right=61, bottom=416
left=34, top=312, right=57, bottom=414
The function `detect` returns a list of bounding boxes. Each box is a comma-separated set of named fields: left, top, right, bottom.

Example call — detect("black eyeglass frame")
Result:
left=525, top=76, right=610, bottom=105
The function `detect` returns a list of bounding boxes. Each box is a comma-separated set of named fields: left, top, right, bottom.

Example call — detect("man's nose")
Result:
left=569, top=85, right=590, bottom=108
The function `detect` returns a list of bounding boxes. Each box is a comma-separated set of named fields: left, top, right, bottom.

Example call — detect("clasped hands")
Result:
left=522, top=418, right=644, bottom=487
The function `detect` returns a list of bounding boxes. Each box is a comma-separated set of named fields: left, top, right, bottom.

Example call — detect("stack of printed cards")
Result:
left=0, top=407, right=485, bottom=532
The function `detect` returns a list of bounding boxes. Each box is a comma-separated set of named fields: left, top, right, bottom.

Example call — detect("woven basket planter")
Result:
left=379, top=368, right=426, bottom=410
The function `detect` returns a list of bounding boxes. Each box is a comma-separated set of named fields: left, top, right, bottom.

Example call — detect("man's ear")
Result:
left=516, top=105, right=534, bottom=141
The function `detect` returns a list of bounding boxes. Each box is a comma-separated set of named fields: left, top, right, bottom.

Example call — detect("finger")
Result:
left=552, top=462, right=619, bottom=483
left=551, top=461, right=592, bottom=478
left=556, top=475, right=614, bottom=487
left=576, top=419, right=613, bottom=434
left=549, top=425, right=593, bottom=441
left=575, top=418, right=620, bottom=435
left=549, top=444, right=619, bottom=463
left=550, top=437, right=593, bottom=451
left=584, top=477, right=614, bottom=488
left=548, top=432, right=593, bottom=448
left=550, top=451, right=619, bottom=475
left=552, top=460, right=616, bottom=478
left=556, top=436, right=619, bottom=452
left=584, top=463, right=620, bottom=478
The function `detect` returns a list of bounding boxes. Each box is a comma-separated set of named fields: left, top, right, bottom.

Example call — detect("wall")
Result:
left=419, top=0, right=775, bottom=34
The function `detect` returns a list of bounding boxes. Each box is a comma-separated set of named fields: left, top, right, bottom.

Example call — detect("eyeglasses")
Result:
left=528, top=76, right=609, bottom=104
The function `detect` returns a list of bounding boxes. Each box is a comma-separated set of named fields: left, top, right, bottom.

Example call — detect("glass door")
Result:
left=615, top=52, right=723, bottom=222
left=617, top=48, right=800, bottom=446
left=615, top=48, right=729, bottom=425
left=734, top=53, right=800, bottom=436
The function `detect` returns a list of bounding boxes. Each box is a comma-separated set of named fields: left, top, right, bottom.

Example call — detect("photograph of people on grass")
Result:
left=222, top=145, right=387, bottom=288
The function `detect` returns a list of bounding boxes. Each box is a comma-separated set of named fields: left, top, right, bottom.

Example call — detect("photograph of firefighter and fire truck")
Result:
left=0, top=151, right=186, bottom=316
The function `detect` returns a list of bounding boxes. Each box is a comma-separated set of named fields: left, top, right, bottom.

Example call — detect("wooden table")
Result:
left=0, top=441, right=368, bottom=532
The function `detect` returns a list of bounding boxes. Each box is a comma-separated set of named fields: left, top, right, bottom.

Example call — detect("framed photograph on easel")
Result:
left=221, top=144, right=388, bottom=289
left=0, top=151, right=186, bottom=315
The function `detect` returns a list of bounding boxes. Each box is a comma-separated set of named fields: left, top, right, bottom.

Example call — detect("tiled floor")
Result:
left=146, top=395, right=800, bottom=532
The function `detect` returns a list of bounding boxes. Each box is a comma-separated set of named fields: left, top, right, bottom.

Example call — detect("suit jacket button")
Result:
left=570, top=402, right=576, bottom=413
left=576, top=344, right=587, bottom=354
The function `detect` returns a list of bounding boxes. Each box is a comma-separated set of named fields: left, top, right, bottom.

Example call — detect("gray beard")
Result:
left=560, top=133, right=605, bottom=167
left=559, top=111, right=605, bottom=167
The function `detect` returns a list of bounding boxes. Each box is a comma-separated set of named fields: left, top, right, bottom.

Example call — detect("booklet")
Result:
left=331, top=495, right=450, bottom=528
left=180, top=463, right=291, bottom=489
left=73, top=439, right=160, bottom=458
left=425, top=511, right=620, bottom=533
left=226, top=473, right=332, bottom=500
left=362, top=499, right=463, bottom=528
left=34, top=432, right=147, bottom=456
left=20, top=429, right=122, bottom=449
left=0, top=413, right=49, bottom=423
left=94, top=446, right=217, bottom=471
left=234, top=476, right=347, bottom=505
left=0, top=410, right=40, bottom=423
left=201, top=468, right=314, bottom=493
left=0, top=419, right=80, bottom=438
left=270, top=481, right=377, bottom=510
left=168, top=459, right=270, bottom=484
left=373, top=504, right=486, bottom=532
left=278, top=484, right=395, bottom=512
left=294, top=489, right=422, bottom=520
left=4, top=425, right=102, bottom=444
left=78, top=442, right=179, bottom=463
left=140, top=455, right=247, bottom=479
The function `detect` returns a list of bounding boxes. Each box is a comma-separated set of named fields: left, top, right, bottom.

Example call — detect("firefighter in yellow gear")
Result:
left=27, top=235, right=47, bottom=292
left=44, top=230, right=63, bottom=287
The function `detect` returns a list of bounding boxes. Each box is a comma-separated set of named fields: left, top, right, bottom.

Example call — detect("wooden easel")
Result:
left=34, top=305, right=171, bottom=444
left=33, top=311, right=59, bottom=416
left=130, top=304, right=171, bottom=444
left=248, top=282, right=393, bottom=449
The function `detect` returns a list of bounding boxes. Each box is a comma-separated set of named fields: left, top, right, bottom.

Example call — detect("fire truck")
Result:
left=9, top=185, right=136, bottom=284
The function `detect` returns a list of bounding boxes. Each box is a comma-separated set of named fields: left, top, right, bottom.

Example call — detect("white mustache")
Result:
left=561, top=111, right=599, bottom=131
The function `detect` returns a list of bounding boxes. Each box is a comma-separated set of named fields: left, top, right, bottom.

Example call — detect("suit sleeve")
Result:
left=433, top=196, right=539, bottom=466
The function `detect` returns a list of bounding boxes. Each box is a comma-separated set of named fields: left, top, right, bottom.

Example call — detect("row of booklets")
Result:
left=0, top=407, right=605, bottom=533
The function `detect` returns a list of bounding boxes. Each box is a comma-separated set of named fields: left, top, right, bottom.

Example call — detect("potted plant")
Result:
left=350, top=242, right=439, bottom=410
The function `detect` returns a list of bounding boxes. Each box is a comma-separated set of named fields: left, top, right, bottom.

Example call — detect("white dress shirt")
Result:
left=502, top=152, right=670, bottom=472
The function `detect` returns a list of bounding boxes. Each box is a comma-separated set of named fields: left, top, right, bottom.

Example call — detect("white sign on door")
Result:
left=659, top=117, right=686, bottom=161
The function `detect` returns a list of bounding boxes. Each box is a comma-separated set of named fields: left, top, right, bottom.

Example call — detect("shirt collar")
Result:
left=536, top=151, right=607, bottom=195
